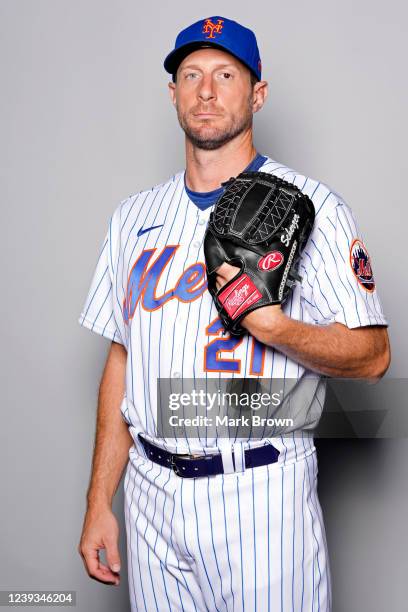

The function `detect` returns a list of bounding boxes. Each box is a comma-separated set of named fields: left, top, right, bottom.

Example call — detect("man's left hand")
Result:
left=214, top=262, right=284, bottom=337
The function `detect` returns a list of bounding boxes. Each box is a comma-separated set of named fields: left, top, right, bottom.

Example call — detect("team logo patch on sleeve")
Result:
left=350, top=238, right=375, bottom=292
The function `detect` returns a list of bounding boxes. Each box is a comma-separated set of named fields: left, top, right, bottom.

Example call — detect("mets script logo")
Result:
left=202, top=18, right=224, bottom=39
left=350, top=238, right=375, bottom=292
left=122, top=246, right=207, bottom=323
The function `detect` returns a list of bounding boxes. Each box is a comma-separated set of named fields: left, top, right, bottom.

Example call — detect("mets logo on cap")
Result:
left=202, top=18, right=224, bottom=39
left=350, top=238, right=375, bottom=292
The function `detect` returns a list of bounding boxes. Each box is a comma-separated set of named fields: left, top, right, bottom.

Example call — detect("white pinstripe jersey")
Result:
left=78, top=156, right=388, bottom=458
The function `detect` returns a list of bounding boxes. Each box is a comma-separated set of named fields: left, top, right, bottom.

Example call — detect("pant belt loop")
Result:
left=233, top=442, right=246, bottom=473
left=218, top=439, right=237, bottom=474
left=137, top=433, right=149, bottom=459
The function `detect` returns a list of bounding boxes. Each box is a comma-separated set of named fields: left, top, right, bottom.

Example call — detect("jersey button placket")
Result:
left=170, top=317, right=185, bottom=378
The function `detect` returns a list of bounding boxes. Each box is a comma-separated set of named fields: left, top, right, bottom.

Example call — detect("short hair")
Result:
left=249, top=72, right=259, bottom=88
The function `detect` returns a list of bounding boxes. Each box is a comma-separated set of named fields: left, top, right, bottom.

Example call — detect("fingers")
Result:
left=79, top=544, right=120, bottom=585
left=78, top=506, right=122, bottom=585
left=105, top=536, right=121, bottom=575
left=216, top=262, right=240, bottom=278
left=215, top=262, right=241, bottom=290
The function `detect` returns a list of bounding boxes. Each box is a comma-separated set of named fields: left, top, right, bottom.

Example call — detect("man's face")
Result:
left=169, top=48, right=264, bottom=150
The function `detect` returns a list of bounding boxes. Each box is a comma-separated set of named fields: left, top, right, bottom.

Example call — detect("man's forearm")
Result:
left=86, top=341, right=133, bottom=509
left=243, top=306, right=390, bottom=379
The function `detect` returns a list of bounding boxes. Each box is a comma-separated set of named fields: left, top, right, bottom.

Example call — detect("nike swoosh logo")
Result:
left=137, top=224, right=164, bottom=238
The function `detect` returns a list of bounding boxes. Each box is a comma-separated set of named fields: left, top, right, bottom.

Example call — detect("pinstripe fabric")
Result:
left=79, top=156, right=388, bottom=611
left=78, top=156, right=387, bottom=453
left=124, top=437, right=330, bottom=612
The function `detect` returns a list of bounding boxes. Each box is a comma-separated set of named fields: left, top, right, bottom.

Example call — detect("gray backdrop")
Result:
left=1, top=0, right=406, bottom=610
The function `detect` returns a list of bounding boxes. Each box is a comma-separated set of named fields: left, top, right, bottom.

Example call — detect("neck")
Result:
left=184, top=129, right=257, bottom=192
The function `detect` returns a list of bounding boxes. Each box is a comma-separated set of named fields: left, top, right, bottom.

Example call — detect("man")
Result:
left=77, top=15, right=390, bottom=612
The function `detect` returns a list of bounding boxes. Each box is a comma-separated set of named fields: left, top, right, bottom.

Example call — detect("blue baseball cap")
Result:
left=164, top=16, right=262, bottom=81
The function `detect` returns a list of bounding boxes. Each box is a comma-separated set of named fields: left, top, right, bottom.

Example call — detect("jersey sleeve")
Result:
left=300, top=200, right=388, bottom=329
left=78, top=209, right=126, bottom=345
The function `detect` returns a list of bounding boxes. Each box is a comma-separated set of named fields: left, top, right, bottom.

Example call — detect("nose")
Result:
left=197, top=73, right=216, bottom=102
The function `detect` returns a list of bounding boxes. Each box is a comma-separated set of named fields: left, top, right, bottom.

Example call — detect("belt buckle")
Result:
left=170, top=454, right=182, bottom=476
left=170, top=453, right=203, bottom=477
left=170, top=452, right=213, bottom=478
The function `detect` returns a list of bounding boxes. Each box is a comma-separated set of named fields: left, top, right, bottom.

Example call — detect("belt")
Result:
left=138, top=434, right=280, bottom=478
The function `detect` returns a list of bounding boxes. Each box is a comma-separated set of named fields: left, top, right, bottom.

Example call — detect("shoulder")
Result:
left=108, top=170, right=185, bottom=228
left=260, top=156, right=353, bottom=224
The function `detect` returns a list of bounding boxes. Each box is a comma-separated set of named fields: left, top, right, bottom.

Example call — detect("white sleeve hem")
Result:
left=78, top=314, right=125, bottom=345
left=333, top=312, right=389, bottom=329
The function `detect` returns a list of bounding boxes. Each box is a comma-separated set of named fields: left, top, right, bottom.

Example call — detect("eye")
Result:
left=221, top=72, right=233, bottom=79
left=185, top=72, right=199, bottom=80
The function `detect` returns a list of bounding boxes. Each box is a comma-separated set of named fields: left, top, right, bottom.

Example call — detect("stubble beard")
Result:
left=177, top=101, right=254, bottom=151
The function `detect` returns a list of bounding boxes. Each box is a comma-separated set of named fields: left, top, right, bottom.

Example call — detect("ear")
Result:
left=252, top=80, right=268, bottom=114
left=168, top=81, right=177, bottom=107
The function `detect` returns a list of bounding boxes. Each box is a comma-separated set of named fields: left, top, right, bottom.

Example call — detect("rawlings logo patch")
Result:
left=226, top=285, right=249, bottom=307
left=350, top=238, right=375, bottom=292
left=218, top=275, right=262, bottom=320
left=281, top=213, right=300, bottom=247
left=258, top=251, right=284, bottom=271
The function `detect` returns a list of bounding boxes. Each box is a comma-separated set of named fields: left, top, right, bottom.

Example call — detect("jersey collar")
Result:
left=184, top=153, right=268, bottom=211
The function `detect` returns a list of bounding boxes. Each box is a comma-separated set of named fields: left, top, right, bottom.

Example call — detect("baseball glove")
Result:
left=203, top=171, right=315, bottom=336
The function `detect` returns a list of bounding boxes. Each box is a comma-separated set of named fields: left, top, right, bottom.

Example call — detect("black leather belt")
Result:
left=138, top=434, right=280, bottom=478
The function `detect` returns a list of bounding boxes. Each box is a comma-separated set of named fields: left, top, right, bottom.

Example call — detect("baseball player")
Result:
left=77, top=16, right=390, bottom=612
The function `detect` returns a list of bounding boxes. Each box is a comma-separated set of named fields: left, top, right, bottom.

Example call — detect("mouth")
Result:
left=193, top=112, right=221, bottom=119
